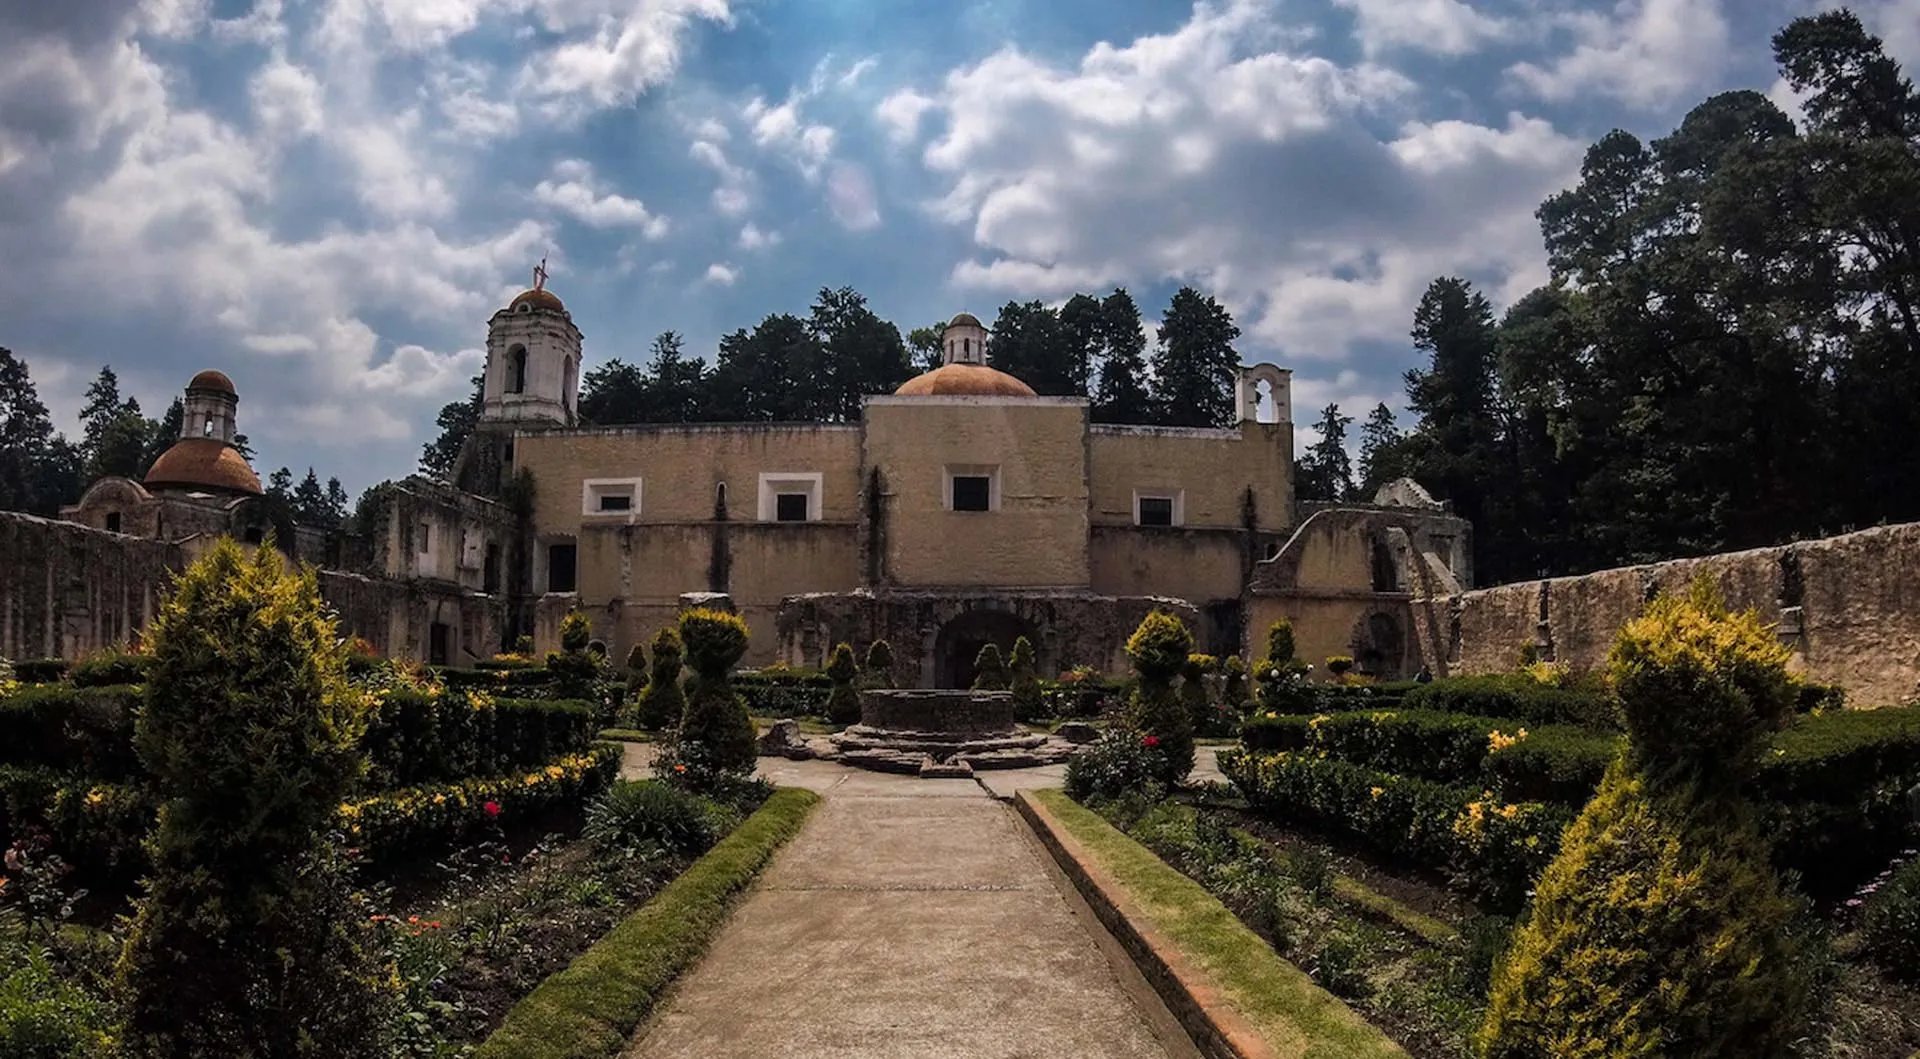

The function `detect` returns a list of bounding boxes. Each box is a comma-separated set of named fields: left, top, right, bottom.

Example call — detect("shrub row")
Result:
left=1399, top=674, right=1618, bottom=729
left=1218, top=747, right=1568, bottom=911
left=0, top=765, right=154, bottom=883
left=733, top=672, right=831, bottom=717
left=361, top=689, right=598, bottom=788
left=472, top=786, right=822, bottom=1059
left=0, top=684, right=142, bottom=779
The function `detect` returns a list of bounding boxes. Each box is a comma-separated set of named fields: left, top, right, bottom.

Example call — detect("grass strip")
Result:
left=472, top=786, right=821, bottom=1059
left=1328, top=876, right=1457, bottom=946
left=596, top=728, right=653, bottom=743
left=1028, top=789, right=1407, bottom=1059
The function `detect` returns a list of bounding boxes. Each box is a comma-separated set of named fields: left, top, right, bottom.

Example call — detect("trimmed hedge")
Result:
left=361, top=690, right=598, bottom=789
left=13, top=659, right=70, bottom=685
left=472, top=786, right=821, bottom=1059
left=0, top=684, right=142, bottom=779
left=733, top=671, right=831, bottom=717
left=68, top=651, right=149, bottom=688
left=1399, top=674, right=1616, bottom=729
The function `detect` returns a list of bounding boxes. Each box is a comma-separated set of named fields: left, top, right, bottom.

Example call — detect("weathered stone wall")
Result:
left=1412, top=522, right=1920, bottom=706
left=1086, top=422, right=1292, bottom=533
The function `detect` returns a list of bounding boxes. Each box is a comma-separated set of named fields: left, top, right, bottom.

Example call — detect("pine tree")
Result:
left=1150, top=287, right=1241, bottom=427
left=1356, top=403, right=1407, bottom=497
left=1298, top=403, right=1355, bottom=502
left=1093, top=289, right=1153, bottom=424
left=825, top=642, right=861, bottom=724
left=324, top=478, right=350, bottom=529
left=989, top=300, right=1074, bottom=394
left=0, top=348, right=84, bottom=515
left=140, top=398, right=184, bottom=476
left=1057, top=293, right=1105, bottom=397
left=267, top=467, right=294, bottom=500
left=810, top=286, right=912, bottom=418
left=292, top=468, right=327, bottom=525
left=80, top=365, right=155, bottom=480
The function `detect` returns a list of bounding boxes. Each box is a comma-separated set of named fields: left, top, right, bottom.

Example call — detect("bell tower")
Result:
left=482, top=259, right=583, bottom=428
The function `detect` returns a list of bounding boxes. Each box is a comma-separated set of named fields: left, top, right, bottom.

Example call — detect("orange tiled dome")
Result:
left=187, top=369, right=236, bottom=395
left=893, top=363, right=1037, bottom=398
left=508, top=288, right=566, bottom=313
left=144, top=438, right=263, bottom=495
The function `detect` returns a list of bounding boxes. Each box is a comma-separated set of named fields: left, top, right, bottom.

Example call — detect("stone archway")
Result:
left=1354, top=610, right=1406, bottom=679
left=932, top=608, right=1037, bottom=689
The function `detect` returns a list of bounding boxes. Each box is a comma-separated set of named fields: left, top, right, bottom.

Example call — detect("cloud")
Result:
left=1335, top=0, right=1513, bottom=56
left=825, top=162, right=880, bottom=231
left=1507, top=0, right=1730, bottom=109
left=889, top=0, right=1582, bottom=367
left=690, top=136, right=754, bottom=216
left=704, top=262, right=739, bottom=285
left=534, top=158, right=670, bottom=235
left=737, top=222, right=779, bottom=249
left=517, top=0, right=734, bottom=113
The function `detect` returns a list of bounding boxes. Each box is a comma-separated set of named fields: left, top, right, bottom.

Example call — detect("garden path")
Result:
left=621, top=758, right=1203, bottom=1059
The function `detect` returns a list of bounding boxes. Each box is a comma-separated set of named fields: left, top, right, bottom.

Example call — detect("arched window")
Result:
left=963, top=338, right=971, bottom=358
left=203, top=416, right=215, bottom=436
left=507, top=346, right=528, bottom=394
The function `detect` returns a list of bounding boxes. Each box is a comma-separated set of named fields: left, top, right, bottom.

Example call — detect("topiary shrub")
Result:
left=635, top=627, right=685, bottom=731
left=1478, top=579, right=1813, bottom=1058
left=1125, top=611, right=1195, bottom=787
left=624, top=642, right=648, bottom=692
left=863, top=640, right=895, bottom=688
left=513, top=634, right=535, bottom=656
left=1325, top=655, right=1355, bottom=679
left=559, top=610, right=593, bottom=654
left=670, top=609, right=758, bottom=788
left=114, top=538, right=395, bottom=1058
left=1222, top=655, right=1249, bottom=712
left=69, top=649, right=148, bottom=688
left=971, top=643, right=1009, bottom=691
left=1254, top=619, right=1315, bottom=712
left=824, top=643, right=861, bottom=725
left=1009, top=636, right=1045, bottom=722
left=1180, top=654, right=1217, bottom=734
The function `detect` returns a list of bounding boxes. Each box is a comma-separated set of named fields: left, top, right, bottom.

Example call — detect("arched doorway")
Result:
left=1356, top=611, right=1405, bottom=679
left=932, top=609, right=1035, bottom=689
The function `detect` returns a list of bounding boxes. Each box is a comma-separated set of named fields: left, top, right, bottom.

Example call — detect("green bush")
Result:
left=115, top=538, right=395, bottom=1058
left=1325, top=655, right=1354, bottom=678
left=672, top=610, right=757, bottom=787
left=0, top=767, right=155, bottom=885
left=359, top=690, right=597, bottom=789
left=863, top=640, right=895, bottom=688
left=623, top=643, right=648, bottom=693
left=0, top=685, right=141, bottom=779
left=1401, top=673, right=1616, bottom=730
left=1479, top=580, right=1813, bottom=1058
left=824, top=643, right=860, bottom=725
left=1856, top=850, right=1920, bottom=982
left=634, top=627, right=685, bottom=731
left=1125, top=611, right=1195, bottom=787
left=1480, top=725, right=1619, bottom=805
left=1221, top=655, right=1249, bottom=711
left=1009, top=637, right=1044, bottom=722
left=560, top=610, right=593, bottom=654
left=0, top=944, right=116, bottom=1058
left=1063, top=727, right=1168, bottom=803
left=11, top=661, right=68, bottom=686
left=67, top=650, right=148, bottom=689
left=584, top=779, right=727, bottom=860
left=971, top=643, right=1008, bottom=691
left=732, top=672, right=830, bottom=718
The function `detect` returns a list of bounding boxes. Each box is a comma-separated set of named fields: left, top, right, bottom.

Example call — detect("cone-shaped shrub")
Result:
left=1181, top=653, right=1215, bottom=731
left=1126, top=611, right=1195, bottom=786
left=863, top=639, right=895, bottom=688
left=1264, top=619, right=1296, bottom=667
left=560, top=609, right=593, bottom=653
left=624, top=641, right=649, bottom=692
left=972, top=642, right=1009, bottom=690
left=1009, top=636, right=1044, bottom=719
left=825, top=642, right=861, bottom=724
left=635, top=627, right=684, bottom=730
left=1478, top=580, right=1812, bottom=1058
left=116, top=538, right=393, bottom=1058
left=675, top=608, right=757, bottom=784
left=1222, top=654, right=1249, bottom=710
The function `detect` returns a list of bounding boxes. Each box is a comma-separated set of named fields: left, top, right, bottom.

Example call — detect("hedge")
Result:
left=68, top=651, right=149, bottom=688
left=1399, top=674, right=1617, bottom=729
left=472, top=786, right=821, bottom=1059
left=12, top=659, right=70, bottom=685
left=733, top=671, right=831, bottom=717
left=0, top=684, right=143, bottom=779
left=1218, top=748, right=1567, bottom=912
left=0, top=765, right=158, bottom=883
left=360, top=690, right=598, bottom=789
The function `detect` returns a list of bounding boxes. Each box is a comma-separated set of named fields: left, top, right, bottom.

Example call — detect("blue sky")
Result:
left=2, top=0, right=1916, bottom=497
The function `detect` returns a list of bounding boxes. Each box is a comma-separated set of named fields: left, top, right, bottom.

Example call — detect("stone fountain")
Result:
left=762, top=688, right=1078, bottom=779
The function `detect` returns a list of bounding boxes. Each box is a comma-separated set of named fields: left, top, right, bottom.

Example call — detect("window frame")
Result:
left=944, top=465, right=1000, bottom=513
left=582, top=477, right=643, bottom=519
left=1132, top=489, right=1184, bottom=528
left=757, top=472, right=823, bottom=523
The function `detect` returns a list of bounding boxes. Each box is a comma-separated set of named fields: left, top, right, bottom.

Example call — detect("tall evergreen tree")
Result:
left=1356, top=403, right=1407, bottom=497
left=646, top=331, right=708, bottom=423
left=1093, top=289, right=1153, bottom=424
left=988, top=300, right=1075, bottom=394
left=141, top=398, right=184, bottom=476
left=1150, top=287, right=1241, bottom=427
left=1057, top=293, right=1105, bottom=396
left=577, top=359, right=648, bottom=426
left=292, top=468, right=327, bottom=525
left=267, top=467, right=294, bottom=500
left=810, top=286, right=912, bottom=417
left=1297, top=404, right=1355, bottom=502
left=80, top=365, right=156, bottom=480
left=0, top=348, right=84, bottom=515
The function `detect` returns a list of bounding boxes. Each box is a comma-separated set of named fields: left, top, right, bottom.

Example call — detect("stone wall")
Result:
left=1412, top=522, right=1920, bottom=706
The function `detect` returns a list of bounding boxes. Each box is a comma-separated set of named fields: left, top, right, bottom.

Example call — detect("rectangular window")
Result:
left=418, top=522, right=432, bottom=552
left=1137, top=497, right=1175, bottom=526
left=775, top=492, right=810, bottom=522
left=582, top=478, right=642, bottom=517
left=548, top=543, right=577, bottom=593
left=105, top=512, right=122, bottom=533
left=952, top=475, right=992, bottom=512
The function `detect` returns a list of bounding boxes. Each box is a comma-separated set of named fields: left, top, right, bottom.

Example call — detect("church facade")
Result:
left=2, top=275, right=1472, bottom=684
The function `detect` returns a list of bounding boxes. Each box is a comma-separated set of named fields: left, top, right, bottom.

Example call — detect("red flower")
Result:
left=483, top=801, right=501, bottom=817
left=1143, top=735, right=1160, bottom=748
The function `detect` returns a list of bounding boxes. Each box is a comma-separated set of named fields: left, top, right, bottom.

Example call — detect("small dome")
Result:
left=144, top=438, right=263, bottom=496
left=187, top=370, right=236, bottom=396
left=893, top=363, right=1037, bottom=398
left=509, top=288, right=566, bottom=313
left=947, top=311, right=985, bottom=330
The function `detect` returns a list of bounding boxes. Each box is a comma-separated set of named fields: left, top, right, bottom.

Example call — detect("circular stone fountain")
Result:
left=795, top=688, right=1077, bottom=778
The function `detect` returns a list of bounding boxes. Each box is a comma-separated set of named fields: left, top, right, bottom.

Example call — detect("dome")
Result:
left=144, top=438, right=263, bottom=496
left=509, top=288, right=566, bottom=313
left=187, top=369, right=236, bottom=396
left=947, top=311, right=985, bottom=330
left=893, top=363, right=1037, bottom=398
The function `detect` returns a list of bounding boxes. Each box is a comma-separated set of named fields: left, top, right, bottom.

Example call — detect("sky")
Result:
left=3, top=0, right=1917, bottom=498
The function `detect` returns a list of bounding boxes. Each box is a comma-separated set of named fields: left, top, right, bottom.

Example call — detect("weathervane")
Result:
left=532, top=255, right=550, bottom=292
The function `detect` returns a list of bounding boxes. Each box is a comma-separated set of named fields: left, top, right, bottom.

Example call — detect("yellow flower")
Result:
left=84, top=787, right=107, bottom=808
left=1498, top=803, right=1520, bottom=820
left=1487, top=729, right=1521, bottom=754
left=432, top=794, right=446, bottom=805
left=1368, top=786, right=1384, bottom=800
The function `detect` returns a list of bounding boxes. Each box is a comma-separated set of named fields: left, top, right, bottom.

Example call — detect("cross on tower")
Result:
left=532, top=256, right=549, bottom=291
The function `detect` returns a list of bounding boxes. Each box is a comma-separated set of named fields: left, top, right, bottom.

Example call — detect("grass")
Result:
left=1029, top=788, right=1408, bottom=1058
left=470, top=786, right=821, bottom=1059
left=597, top=728, right=653, bottom=743
left=1329, top=876, right=1458, bottom=946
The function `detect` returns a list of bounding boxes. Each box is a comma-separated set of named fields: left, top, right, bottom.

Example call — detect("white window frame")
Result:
left=1133, top=489, right=1184, bottom=527
left=582, top=477, right=642, bottom=519
left=757, top=472, right=823, bottom=523
left=944, top=464, right=1001, bottom=513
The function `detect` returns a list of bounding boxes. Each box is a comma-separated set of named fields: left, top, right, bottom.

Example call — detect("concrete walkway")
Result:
left=622, top=757, right=1202, bottom=1059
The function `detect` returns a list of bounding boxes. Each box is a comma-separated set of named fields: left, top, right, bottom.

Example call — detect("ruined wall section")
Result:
left=1414, top=522, right=1920, bottom=706
left=0, top=513, right=177, bottom=661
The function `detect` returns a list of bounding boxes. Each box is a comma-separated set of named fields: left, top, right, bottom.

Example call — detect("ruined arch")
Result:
left=932, top=607, right=1037, bottom=689
left=1353, top=610, right=1406, bottom=679
left=1234, top=363, right=1291, bottom=425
